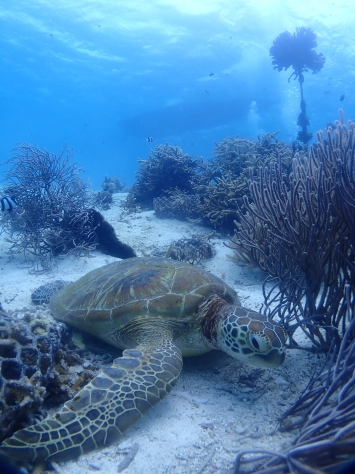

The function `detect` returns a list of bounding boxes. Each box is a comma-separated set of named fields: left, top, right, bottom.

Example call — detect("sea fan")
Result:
left=270, top=27, right=325, bottom=80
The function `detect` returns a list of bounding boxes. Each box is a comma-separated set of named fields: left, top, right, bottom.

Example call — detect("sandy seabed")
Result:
left=0, top=194, right=322, bottom=474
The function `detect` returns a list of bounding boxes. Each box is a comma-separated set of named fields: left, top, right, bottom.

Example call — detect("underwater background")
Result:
left=0, top=0, right=354, bottom=188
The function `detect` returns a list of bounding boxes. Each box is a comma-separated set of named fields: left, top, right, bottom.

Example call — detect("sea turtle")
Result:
left=0, top=257, right=287, bottom=464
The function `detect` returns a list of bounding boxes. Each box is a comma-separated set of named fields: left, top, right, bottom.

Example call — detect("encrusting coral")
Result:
left=0, top=304, right=96, bottom=442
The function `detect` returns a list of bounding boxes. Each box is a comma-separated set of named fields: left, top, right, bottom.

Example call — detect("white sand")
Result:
left=0, top=194, right=321, bottom=474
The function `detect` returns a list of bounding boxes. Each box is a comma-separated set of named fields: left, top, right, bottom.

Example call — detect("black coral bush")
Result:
left=0, top=144, right=96, bottom=271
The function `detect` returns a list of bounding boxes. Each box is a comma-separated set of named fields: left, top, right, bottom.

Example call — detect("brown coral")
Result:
left=0, top=304, right=96, bottom=442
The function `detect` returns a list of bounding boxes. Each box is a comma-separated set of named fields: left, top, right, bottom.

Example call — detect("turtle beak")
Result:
left=252, top=348, right=286, bottom=368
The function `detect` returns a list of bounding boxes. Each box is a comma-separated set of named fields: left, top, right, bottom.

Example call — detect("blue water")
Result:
left=0, top=0, right=354, bottom=188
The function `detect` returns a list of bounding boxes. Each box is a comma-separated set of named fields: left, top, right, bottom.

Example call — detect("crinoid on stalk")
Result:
left=270, top=27, right=325, bottom=146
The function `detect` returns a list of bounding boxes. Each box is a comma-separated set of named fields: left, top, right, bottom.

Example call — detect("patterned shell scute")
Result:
left=49, top=257, right=238, bottom=334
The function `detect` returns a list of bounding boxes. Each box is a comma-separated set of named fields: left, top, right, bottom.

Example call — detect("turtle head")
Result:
left=201, top=301, right=287, bottom=368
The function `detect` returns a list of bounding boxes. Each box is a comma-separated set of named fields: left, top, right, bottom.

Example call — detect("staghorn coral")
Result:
left=124, top=144, right=202, bottom=210
left=231, top=111, right=355, bottom=352
left=192, top=134, right=295, bottom=231
left=98, top=177, right=126, bottom=210
left=101, top=176, right=126, bottom=194
left=153, top=191, right=200, bottom=220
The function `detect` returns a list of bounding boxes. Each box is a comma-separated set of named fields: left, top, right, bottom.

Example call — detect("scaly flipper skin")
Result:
left=0, top=340, right=182, bottom=463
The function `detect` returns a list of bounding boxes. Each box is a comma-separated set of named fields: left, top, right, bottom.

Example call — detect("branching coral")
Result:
left=124, top=144, right=202, bottom=210
left=153, top=191, right=200, bottom=220
left=192, top=134, right=295, bottom=231
left=0, top=144, right=96, bottom=271
left=0, top=144, right=135, bottom=271
left=231, top=112, right=355, bottom=351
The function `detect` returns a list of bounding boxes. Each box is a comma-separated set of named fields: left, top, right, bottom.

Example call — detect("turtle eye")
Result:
left=250, top=336, right=260, bottom=350
left=249, top=333, right=269, bottom=352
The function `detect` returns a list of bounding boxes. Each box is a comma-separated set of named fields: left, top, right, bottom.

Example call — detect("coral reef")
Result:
left=231, top=112, right=355, bottom=352
left=0, top=144, right=96, bottom=271
left=124, top=136, right=294, bottom=232
left=101, top=176, right=126, bottom=194
left=124, top=144, right=202, bottom=210
left=153, top=191, right=200, bottom=220
left=98, top=177, right=126, bottom=210
left=165, top=236, right=215, bottom=264
left=96, top=190, right=113, bottom=210
left=0, top=304, right=96, bottom=442
left=0, top=145, right=135, bottom=270
left=191, top=134, right=295, bottom=231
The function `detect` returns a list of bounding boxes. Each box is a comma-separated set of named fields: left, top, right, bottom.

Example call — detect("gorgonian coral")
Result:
left=270, top=27, right=325, bottom=81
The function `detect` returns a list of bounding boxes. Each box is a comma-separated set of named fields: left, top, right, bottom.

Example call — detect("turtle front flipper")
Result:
left=0, top=340, right=183, bottom=463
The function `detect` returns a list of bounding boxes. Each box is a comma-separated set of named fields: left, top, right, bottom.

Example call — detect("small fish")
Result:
left=340, top=94, right=345, bottom=101
left=146, top=136, right=154, bottom=142
left=204, top=90, right=209, bottom=94
left=209, top=73, right=215, bottom=77
left=1, top=196, right=17, bottom=212
left=323, top=90, right=331, bottom=95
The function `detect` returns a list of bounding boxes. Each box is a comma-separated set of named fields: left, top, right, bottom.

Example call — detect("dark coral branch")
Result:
left=234, top=298, right=355, bottom=473
left=231, top=113, right=355, bottom=350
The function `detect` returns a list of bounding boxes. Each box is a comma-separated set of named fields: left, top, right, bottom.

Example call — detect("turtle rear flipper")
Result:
left=0, top=340, right=183, bottom=463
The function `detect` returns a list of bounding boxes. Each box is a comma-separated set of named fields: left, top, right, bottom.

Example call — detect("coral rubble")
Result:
left=31, top=280, right=70, bottom=305
left=165, top=237, right=214, bottom=264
